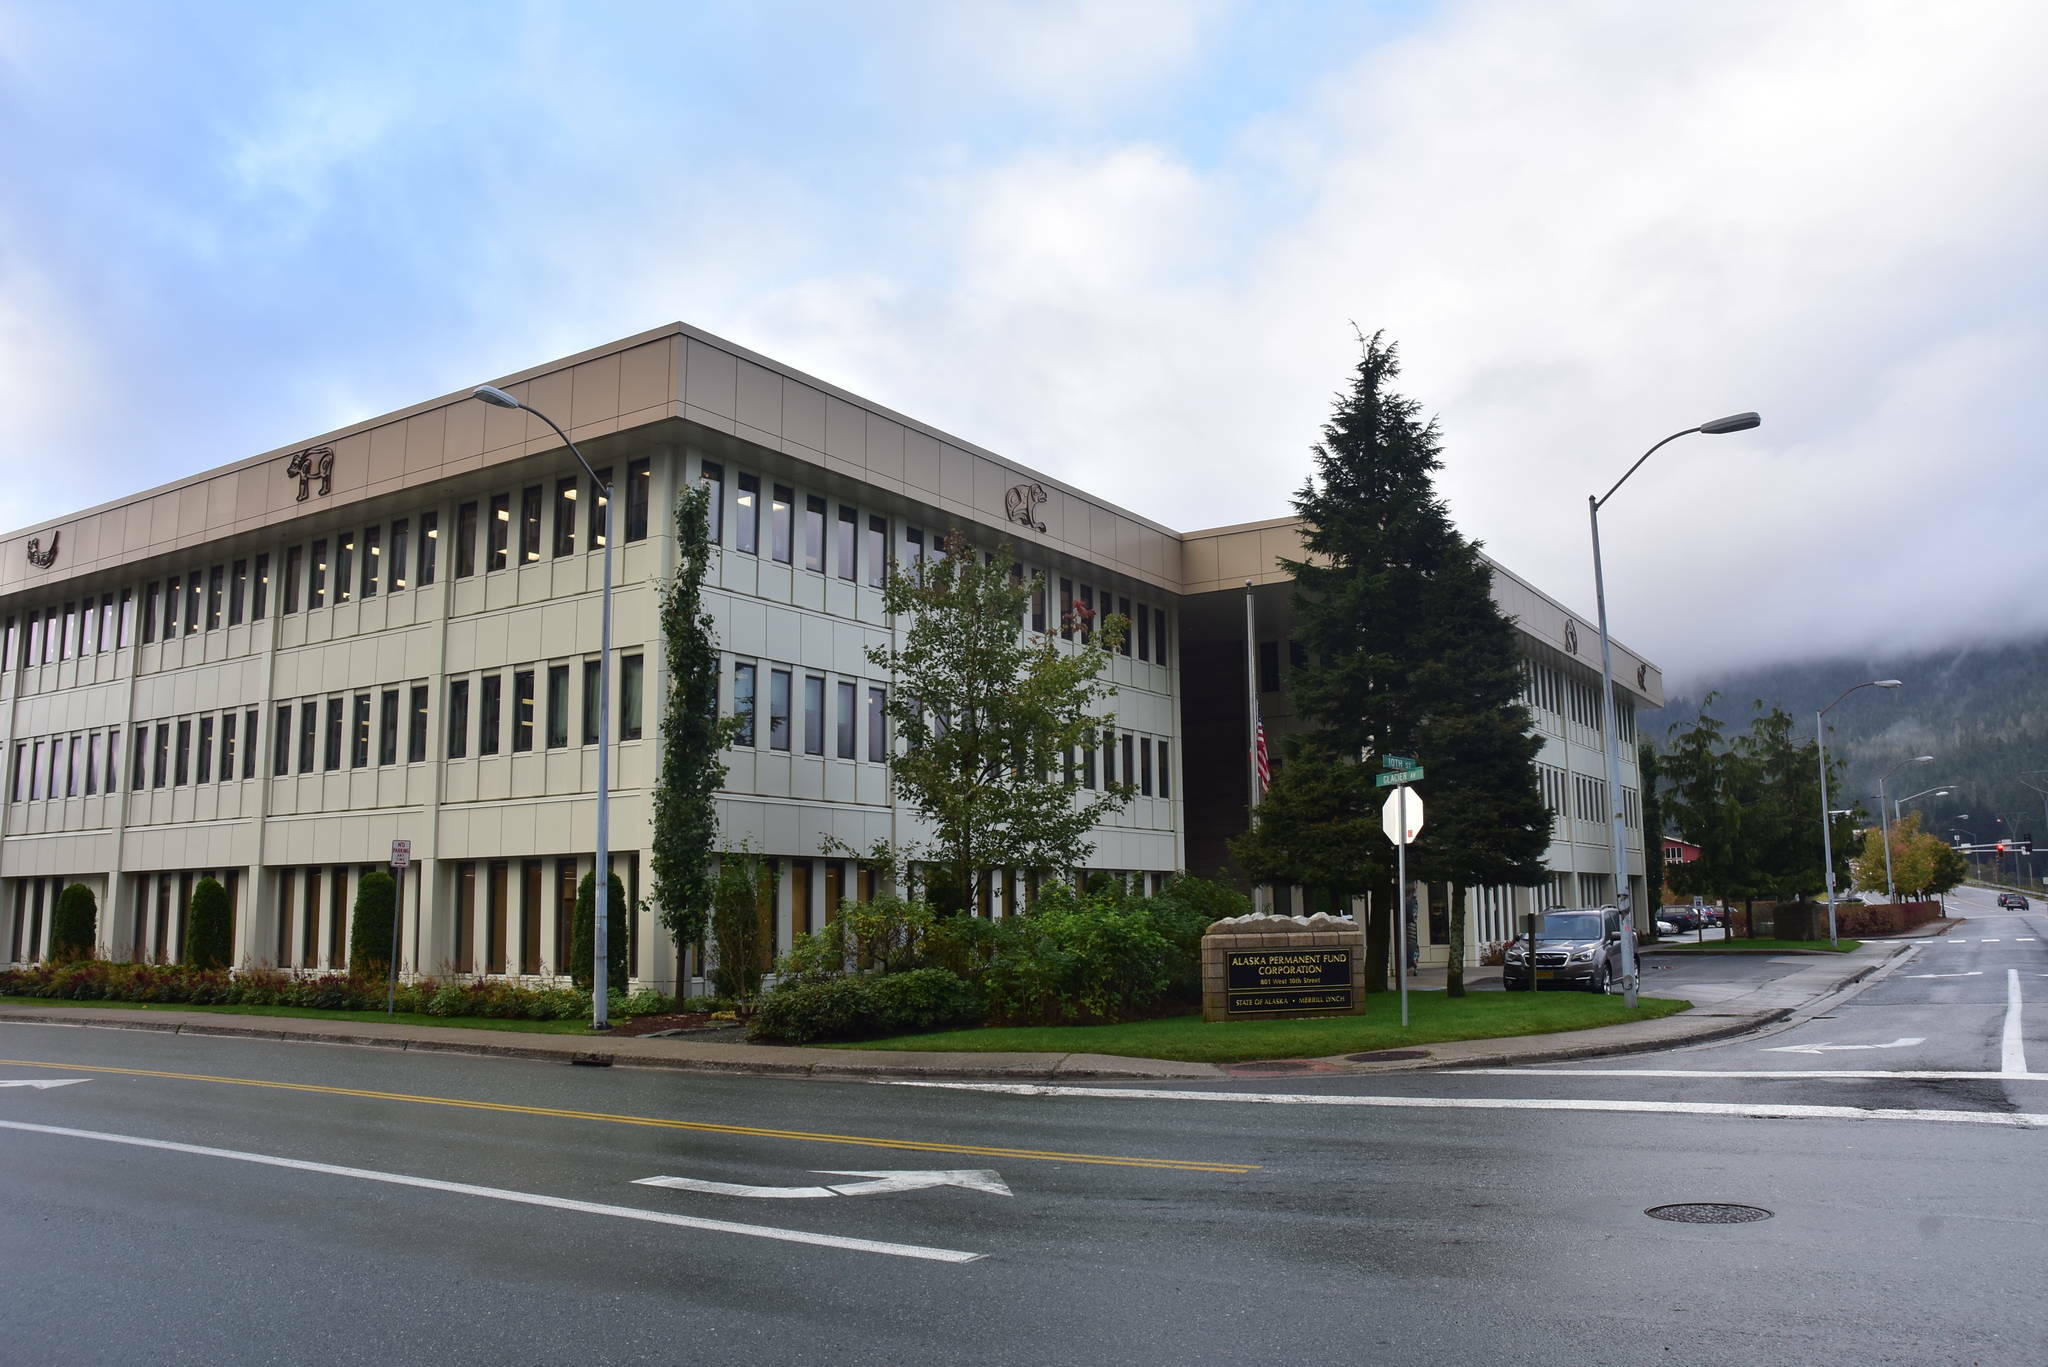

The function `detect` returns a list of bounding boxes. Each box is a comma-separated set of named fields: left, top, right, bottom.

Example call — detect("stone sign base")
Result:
left=1201, top=912, right=1366, bottom=1023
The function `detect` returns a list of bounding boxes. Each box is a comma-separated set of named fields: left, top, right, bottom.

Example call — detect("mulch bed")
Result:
left=603, top=1011, right=734, bottom=1037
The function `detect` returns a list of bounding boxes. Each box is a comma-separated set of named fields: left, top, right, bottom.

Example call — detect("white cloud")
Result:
left=915, top=0, right=1223, bottom=118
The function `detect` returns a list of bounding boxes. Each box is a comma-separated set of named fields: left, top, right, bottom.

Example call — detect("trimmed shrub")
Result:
left=49, top=883, right=98, bottom=963
left=748, top=967, right=983, bottom=1044
left=865, top=967, right=985, bottom=1034
left=710, top=857, right=773, bottom=1002
left=570, top=871, right=631, bottom=992
left=184, top=878, right=232, bottom=970
left=348, top=871, right=397, bottom=980
left=978, top=883, right=1172, bottom=1026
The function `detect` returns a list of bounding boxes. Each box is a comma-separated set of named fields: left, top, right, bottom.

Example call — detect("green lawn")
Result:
left=821, top=991, right=1692, bottom=1064
left=1646, top=937, right=1860, bottom=954
left=0, top=996, right=609, bottom=1035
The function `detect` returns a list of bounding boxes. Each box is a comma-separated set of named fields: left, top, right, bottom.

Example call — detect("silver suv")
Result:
left=1502, top=907, right=1627, bottom=993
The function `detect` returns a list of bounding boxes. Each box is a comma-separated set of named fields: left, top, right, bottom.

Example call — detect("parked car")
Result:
left=1662, top=907, right=1702, bottom=933
left=1697, top=905, right=1727, bottom=927
left=1998, top=893, right=2030, bottom=910
left=1654, top=918, right=1678, bottom=936
left=1502, top=907, right=1628, bottom=993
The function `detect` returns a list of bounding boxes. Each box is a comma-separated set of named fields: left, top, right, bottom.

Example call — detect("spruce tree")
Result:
left=49, top=883, right=98, bottom=963
left=347, top=870, right=396, bottom=980
left=184, top=877, right=231, bottom=970
left=572, top=870, right=631, bottom=992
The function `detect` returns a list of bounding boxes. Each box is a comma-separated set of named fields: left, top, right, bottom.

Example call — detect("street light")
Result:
left=1876, top=754, right=1935, bottom=903
left=472, top=383, right=618, bottom=1030
left=1893, top=785, right=1954, bottom=824
left=1815, top=680, right=1901, bottom=947
left=1590, top=411, right=1760, bottom=1008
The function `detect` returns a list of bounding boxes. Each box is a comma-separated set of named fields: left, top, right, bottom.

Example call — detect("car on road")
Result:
left=1998, top=893, right=2030, bottom=909
left=1662, top=907, right=1703, bottom=933
left=1502, top=907, right=1628, bottom=993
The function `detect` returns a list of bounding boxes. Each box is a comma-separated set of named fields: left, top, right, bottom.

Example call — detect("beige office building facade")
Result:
left=0, top=323, right=1658, bottom=986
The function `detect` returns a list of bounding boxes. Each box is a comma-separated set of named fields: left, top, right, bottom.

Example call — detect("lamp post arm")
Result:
left=1595, top=428, right=1698, bottom=511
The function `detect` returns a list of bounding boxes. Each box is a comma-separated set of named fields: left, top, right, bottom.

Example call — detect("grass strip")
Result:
left=1646, top=937, right=1860, bottom=954
left=0, top=996, right=608, bottom=1035
left=821, top=991, right=1691, bottom=1063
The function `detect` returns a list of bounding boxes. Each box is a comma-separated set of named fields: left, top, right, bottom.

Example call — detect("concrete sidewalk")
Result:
left=0, top=940, right=1903, bottom=1081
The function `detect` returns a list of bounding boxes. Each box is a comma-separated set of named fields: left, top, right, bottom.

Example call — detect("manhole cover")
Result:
left=1645, top=1203, right=1772, bottom=1224
left=1346, top=1049, right=1429, bottom=1062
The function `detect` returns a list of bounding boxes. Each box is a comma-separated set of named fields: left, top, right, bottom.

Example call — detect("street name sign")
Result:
left=1374, top=766, right=1424, bottom=787
left=1381, top=787, right=1424, bottom=844
left=1381, top=754, right=1416, bottom=770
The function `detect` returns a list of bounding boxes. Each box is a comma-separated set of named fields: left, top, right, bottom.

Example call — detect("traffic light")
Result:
left=2022, top=837, right=2036, bottom=856
left=1996, top=841, right=2009, bottom=855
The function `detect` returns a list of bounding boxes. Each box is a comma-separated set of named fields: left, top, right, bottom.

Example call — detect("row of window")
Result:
left=269, top=687, right=433, bottom=777
left=12, top=728, right=126, bottom=801
left=1067, top=728, right=1174, bottom=800
left=1522, top=657, right=1636, bottom=743
left=6, top=590, right=137, bottom=671
left=444, top=657, right=645, bottom=759
left=1537, top=764, right=1641, bottom=834
left=450, top=854, right=640, bottom=977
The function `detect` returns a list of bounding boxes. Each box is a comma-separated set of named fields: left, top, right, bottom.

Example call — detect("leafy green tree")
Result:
left=183, top=878, right=231, bottom=970
left=347, top=870, right=397, bottom=979
left=711, top=853, right=776, bottom=1002
left=49, top=883, right=98, bottom=963
left=571, top=870, right=630, bottom=991
left=869, top=531, right=1129, bottom=915
left=1640, top=742, right=1665, bottom=914
left=1852, top=812, right=1962, bottom=898
left=651, top=481, right=741, bottom=967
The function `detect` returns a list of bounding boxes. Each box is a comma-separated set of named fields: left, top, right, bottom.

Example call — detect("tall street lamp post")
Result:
left=1893, top=785, right=1953, bottom=824
left=1876, top=754, right=1936, bottom=903
left=471, top=384, right=617, bottom=1030
left=1816, top=680, right=1902, bottom=947
left=1590, top=411, right=1758, bottom=1009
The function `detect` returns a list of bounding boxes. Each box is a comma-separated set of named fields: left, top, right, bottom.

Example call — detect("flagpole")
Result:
left=1243, top=579, right=1263, bottom=914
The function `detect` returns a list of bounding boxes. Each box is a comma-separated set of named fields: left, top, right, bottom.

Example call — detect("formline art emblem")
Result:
left=1562, top=620, right=1579, bottom=654
left=1004, top=480, right=1048, bottom=533
left=25, top=530, right=59, bottom=569
left=286, top=445, right=336, bottom=502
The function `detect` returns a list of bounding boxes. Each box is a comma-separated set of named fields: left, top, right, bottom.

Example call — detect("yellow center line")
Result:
left=0, top=1057, right=1260, bottom=1174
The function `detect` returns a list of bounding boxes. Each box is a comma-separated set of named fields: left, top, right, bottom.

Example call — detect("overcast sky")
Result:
left=2, top=0, right=2041, bottom=686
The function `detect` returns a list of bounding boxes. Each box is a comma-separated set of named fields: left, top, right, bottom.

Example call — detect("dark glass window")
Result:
left=620, top=655, right=644, bottom=741
left=389, top=519, right=409, bottom=592
left=379, top=689, right=399, bottom=765
left=65, top=735, right=80, bottom=795
left=1121, top=733, right=1134, bottom=788
left=590, top=467, right=612, bottom=549
left=361, top=525, right=381, bottom=598
left=735, top=474, right=759, bottom=554
left=184, top=575, right=202, bottom=634
left=1082, top=739, right=1096, bottom=789
left=85, top=733, right=99, bottom=795
left=408, top=685, right=429, bottom=762
left=324, top=697, right=344, bottom=771
left=298, top=701, right=317, bottom=773
left=867, top=514, right=887, bottom=587
left=1078, top=585, right=1094, bottom=644
left=1158, top=740, right=1171, bottom=799
left=520, top=486, right=542, bottom=563
left=804, top=495, right=826, bottom=573
left=905, top=525, right=924, bottom=579
left=1060, top=579, right=1074, bottom=640
left=582, top=661, right=601, bottom=744
left=867, top=687, right=887, bottom=762
left=804, top=675, right=825, bottom=755
left=546, top=665, right=569, bottom=748
left=456, top=501, right=478, bottom=577
left=447, top=680, right=470, bottom=759
left=626, top=457, right=650, bottom=541
left=700, top=462, right=723, bottom=544
left=334, top=533, right=354, bottom=604
left=119, top=589, right=135, bottom=646
left=228, top=561, right=247, bottom=625
left=79, top=600, right=96, bottom=656
left=196, top=717, right=214, bottom=784
left=244, top=709, right=258, bottom=779
left=488, top=493, right=510, bottom=571
left=771, top=485, right=794, bottom=564
left=732, top=662, right=756, bottom=746
left=134, top=726, right=149, bottom=791
left=769, top=669, right=792, bottom=751
left=175, top=719, right=192, bottom=785
left=836, top=680, right=855, bottom=758
left=419, top=511, right=439, bottom=585
left=837, top=505, right=856, bottom=580
left=205, top=567, right=223, bottom=629
left=479, top=675, right=502, bottom=755
left=553, top=478, right=578, bottom=557
left=308, top=541, right=327, bottom=608
left=1117, top=596, right=1132, bottom=656
left=274, top=706, right=291, bottom=776
left=218, top=714, right=235, bottom=783
left=512, top=669, right=535, bottom=752
left=281, top=549, right=300, bottom=614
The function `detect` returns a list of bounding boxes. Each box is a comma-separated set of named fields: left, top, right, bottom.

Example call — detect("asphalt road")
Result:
left=1, top=893, right=2042, bottom=1366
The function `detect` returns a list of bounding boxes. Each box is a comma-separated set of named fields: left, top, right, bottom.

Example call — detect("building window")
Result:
left=733, top=662, right=756, bottom=746
left=582, top=661, right=601, bottom=745
left=389, top=519, right=409, bottom=592
left=250, top=558, right=267, bottom=620
left=419, top=510, right=439, bottom=585
left=867, top=687, right=886, bottom=762
left=626, top=457, right=650, bottom=541
left=298, top=700, right=317, bottom=773
left=488, top=493, right=510, bottom=571
left=479, top=675, right=502, bottom=755
left=804, top=495, right=826, bottom=573
left=185, top=571, right=203, bottom=633
left=1060, top=579, right=1075, bottom=640
left=243, top=709, right=257, bottom=778
left=1082, top=740, right=1096, bottom=789
left=1140, top=737, right=1153, bottom=796
left=361, top=524, right=382, bottom=598
left=620, top=655, right=644, bottom=741
left=274, top=706, right=291, bottom=776
left=108, top=727, right=124, bottom=790
left=768, top=668, right=792, bottom=751
left=1121, top=733, right=1135, bottom=790
left=408, top=685, right=429, bottom=762
left=867, top=514, right=888, bottom=587
left=196, top=717, right=214, bottom=784
left=699, top=461, right=723, bottom=544
left=804, top=675, right=825, bottom=755
left=84, top=733, right=100, bottom=796
left=64, top=734, right=80, bottom=795
left=520, top=485, right=543, bottom=563
left=456, top=501, right=479, bottom=578
left=590, top=467, right=613, bottom=549
left=217, top=714, right=234, bottom=783
left=512, top=669, right=535, bottom=752
left=905, top=525, right=925, bottom=580
left=447, top=680, right=470, bottom=759
left=309, top=540, right=328, bottom=608
left=175, top=719, right=192, bottom=785
left=1031, top=574, right=1047, bottom=634
left=1118, top=596, right=1132, bottom=656
left=771, top=484, right=794, bottom=564
left=350, top=693, right=371, bottom=768
left=553, top=477, right=578, bottom=558
left=837, top=505, right=856, bottom=580
left=546, top=664, right=569, bottom=748
left=228, top=561, right=247, bottom=626
left=281, top=549, right=300, bottom=615
left=324, top=697, right=344, bottom=771
left=10, top=742, right=24, bottom=802
left=1078, top=585, right=1094, bottom=645
left=836, top=680, right=856, bottom=759
left=335, top=532, right=354, bottom=604
left=33, top=738, right=49, bottom=798
left=735, top=474, right=760, bottom=554
left=380, top=689, right=400, bottom=765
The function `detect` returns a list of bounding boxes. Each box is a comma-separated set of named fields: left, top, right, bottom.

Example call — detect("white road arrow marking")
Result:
left=0, top=1079, right=88, bottom=1090
left=1906, top=971, right=1984, bottom=979
left=1763, top=1037, right=1925, bottom=1056
left=635, top=1169, right=1011, bottom=1200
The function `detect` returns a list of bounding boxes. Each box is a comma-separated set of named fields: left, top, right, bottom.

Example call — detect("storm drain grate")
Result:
left=1645, top=1203, right=1772, bottom=1224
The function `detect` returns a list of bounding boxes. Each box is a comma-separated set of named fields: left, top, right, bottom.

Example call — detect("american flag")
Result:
left=1254, top=708, right=1270, bottom=794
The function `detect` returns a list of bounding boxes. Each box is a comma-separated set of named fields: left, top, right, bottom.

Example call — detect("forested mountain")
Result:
left=1648, top=636, right=2048, bottom=855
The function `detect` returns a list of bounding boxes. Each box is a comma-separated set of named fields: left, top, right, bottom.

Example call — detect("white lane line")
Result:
left=880, top=1082, right=2048, bottom=1130
left=2005, top=969, right=2027, bottom=1077
left=1451, top=1069, right=2048, bottom=1081
left=0, top=1119, right=984, bottom=1264
left=1984, top=939, right=2002, bottom=943
left=0, top=1079, right=89, bottom=1090
left=2020, top=938, right=2038, bottom=943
